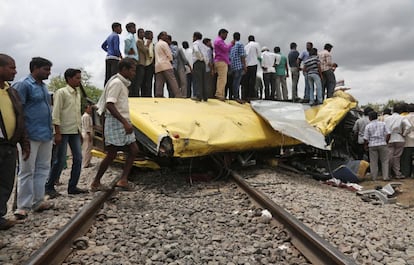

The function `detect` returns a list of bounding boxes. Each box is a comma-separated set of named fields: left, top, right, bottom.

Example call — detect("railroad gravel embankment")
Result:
left=242, top=167, right=414, bottom=265
left=2, top=159, right=413, bottom=265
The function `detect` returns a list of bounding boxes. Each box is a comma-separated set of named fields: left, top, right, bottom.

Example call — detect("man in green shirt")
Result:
left=274, top=46, right=289, bottom=100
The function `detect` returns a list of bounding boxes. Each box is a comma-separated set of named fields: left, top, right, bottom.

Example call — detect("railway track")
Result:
left=23, top=179, right=117, bottom=265
left=231, top=170, right=356, bottom=265
left=22, top=166, right=358, bottom=264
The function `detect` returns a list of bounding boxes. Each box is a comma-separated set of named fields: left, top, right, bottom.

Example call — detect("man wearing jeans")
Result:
left=229, top=32, right=246, bottom=102
left=14, top=57, right=54, bottom=218
left=303, top=48, right=322, bottom=105
left=288, top=42, right=300, bottom=101
left=46, top=68, right=87, bottom=197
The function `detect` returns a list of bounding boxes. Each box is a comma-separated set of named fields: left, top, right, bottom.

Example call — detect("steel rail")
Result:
left=23, top=182, right=116, bottom=265
left=231, top=170, right=357, bottom=265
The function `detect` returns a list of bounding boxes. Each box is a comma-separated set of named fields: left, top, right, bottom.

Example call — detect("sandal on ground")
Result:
left=14, top=209, right=28, bottom=220
left=33, top=201, right=54, bottom=212
left=90, top=183, right=109, bottom=192
left=115, top=181, right=136, bottom=192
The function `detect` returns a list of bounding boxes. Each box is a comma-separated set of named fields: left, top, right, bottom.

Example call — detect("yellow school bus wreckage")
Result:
left=91, top=90, right=358, bottom=171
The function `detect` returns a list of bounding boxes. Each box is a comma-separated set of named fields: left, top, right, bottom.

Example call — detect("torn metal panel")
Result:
left=250, top=101, right=329, bottom=150
left=128, top=98, right=300, bottom=158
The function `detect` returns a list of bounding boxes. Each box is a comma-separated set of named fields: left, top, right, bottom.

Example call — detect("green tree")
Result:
left=362, top=99, right=407, bottom=113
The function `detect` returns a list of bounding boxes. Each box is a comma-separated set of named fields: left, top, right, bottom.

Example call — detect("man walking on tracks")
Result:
left=91, top=58, right=139, bottom=192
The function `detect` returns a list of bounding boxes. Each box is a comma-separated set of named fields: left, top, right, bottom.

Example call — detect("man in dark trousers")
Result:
left=0, top=54, right=30, bottom=229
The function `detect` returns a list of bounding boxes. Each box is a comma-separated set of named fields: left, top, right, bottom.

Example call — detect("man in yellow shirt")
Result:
left=0, top=54, right=30, bottom=229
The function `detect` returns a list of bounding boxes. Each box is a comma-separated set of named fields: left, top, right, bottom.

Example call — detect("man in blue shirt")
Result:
left=14, top=57, right=54, bottom=219
left=102, top=22, right=122, bottom=85
left=229, top=32, right=246, bottom=103
left=124, top=22, right=139, bottom=97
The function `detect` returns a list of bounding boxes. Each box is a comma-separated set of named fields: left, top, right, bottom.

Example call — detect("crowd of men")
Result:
left=354, top=104, right=414, bottom=181
left=0, top=22, right=341, bottom=230
left=101, top=22, right=338, bottom=105
left=0, top=53, right=138, bottom=230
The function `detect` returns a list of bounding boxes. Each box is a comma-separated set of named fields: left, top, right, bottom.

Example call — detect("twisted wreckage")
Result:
left=91, top=89, right=366, bottom=178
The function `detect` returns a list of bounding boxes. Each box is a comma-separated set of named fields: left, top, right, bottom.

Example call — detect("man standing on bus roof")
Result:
left=102, top=22, right=122, bottom=85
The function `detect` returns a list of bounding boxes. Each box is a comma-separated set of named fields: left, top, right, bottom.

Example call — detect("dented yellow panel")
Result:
left=305, top=92, right=357, bottom=135
left=128, top=98, right=300, bottom=158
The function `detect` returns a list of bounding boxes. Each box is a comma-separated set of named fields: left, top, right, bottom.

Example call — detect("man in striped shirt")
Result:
left=303, top=48, right=322, bottom=105
left=364, top=111, right=391, bottom=181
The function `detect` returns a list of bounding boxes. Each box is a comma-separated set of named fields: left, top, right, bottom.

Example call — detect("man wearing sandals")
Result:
left=13, top=57, right=54, bottom=220
left=0, top=54, right=30, bottom=229
left=91, top=58, right=138, bottom=191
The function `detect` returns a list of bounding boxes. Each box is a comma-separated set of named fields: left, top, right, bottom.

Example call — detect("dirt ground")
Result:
left=359, top=178, right=414, bottom=207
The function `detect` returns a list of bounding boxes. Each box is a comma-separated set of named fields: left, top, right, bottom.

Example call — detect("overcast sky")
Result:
left=1, top=0, right=413, bottom=105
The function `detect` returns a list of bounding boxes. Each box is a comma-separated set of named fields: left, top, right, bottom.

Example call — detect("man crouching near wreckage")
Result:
left=363, top=111, right=390, bottom=181
left=91, top=58, right=139, bottom=192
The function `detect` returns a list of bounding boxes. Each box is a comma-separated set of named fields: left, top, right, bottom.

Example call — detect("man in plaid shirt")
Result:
left=364, top=111, right=391, bottom=180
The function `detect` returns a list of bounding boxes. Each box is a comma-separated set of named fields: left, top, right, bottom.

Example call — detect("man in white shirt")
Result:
left=401, top=103, right=414, bottom=178
left=261, top=47, right=280, bottom=100
left=384, top=103, right=412, bottom=179
left=91, top=58, right=139, bottom=192
left=182, top=41, right=193, bottom=98
left=244, top=35, right=261, bottom=100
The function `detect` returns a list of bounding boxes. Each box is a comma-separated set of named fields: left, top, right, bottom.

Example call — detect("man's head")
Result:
left=383, top=108, right=392, bottom=116
left=261, top=47, right=269, bottom=52
left=118, top=58, right=137, bottom=80
left=158, top=31, right=168, bottom=41
left=137, top=28, right=145, bottom=39
left=309, top=48, right=318, bottom=56
left=144, top=30, right=153, bottom=40
left=233, top=32, right=241, bottom=41
left=218, top=28, right=228, bottom=40
left=290, top=42, right=297, bottom=50
left=30, top=57, right=52, bottom=81
left=112, top=22, right=122, bottom=34
left=125, top=22, right=136, bottom=34
left=182, top=41, right=189, bottom=49
left=193, top=32, right=202, bottom=41
left=324, top=43, right=333, bottom=52
left=248, top=35, right=255, bottom=42
left=368, top=111, right=378, bottom=121
left=0, top=54, right=17, bottom=83
left=393, top=103, right=405, bottom=114
left=64, top=68, right=82, bottom=88
left=166, top=35, right=172, bottom=45
left=203, top=38, right=212, bottom=47
left=274, top=46, right=281, bottom=53
left=306, top=42, right=313, bottom=51
left=363, top=106, right=374, bottom=116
